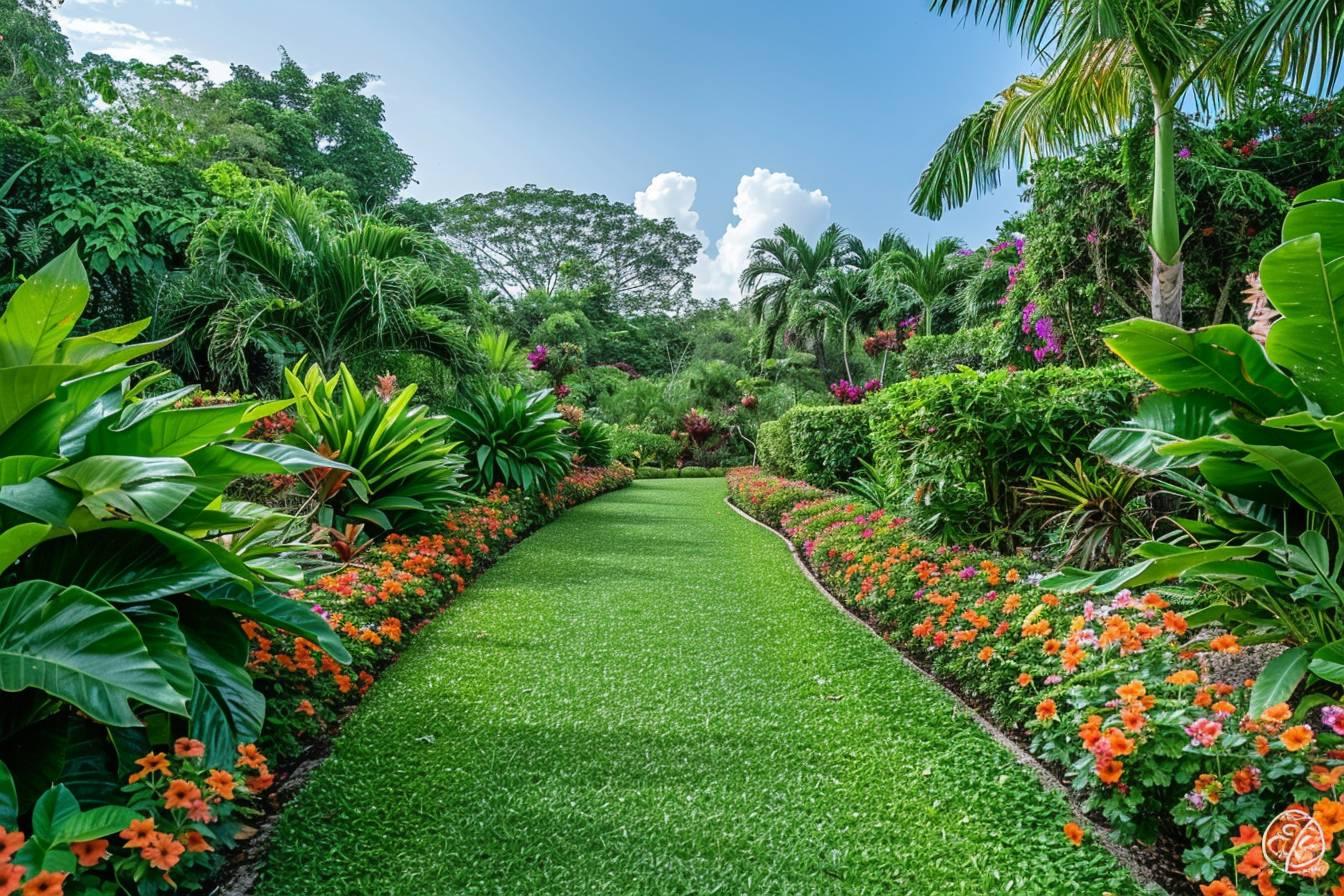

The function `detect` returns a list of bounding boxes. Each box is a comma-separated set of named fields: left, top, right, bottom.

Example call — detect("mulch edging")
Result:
left=725, top=495, right=1180, bottom=896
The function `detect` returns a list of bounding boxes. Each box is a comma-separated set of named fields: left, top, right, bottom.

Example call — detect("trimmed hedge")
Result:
left=756, top=418, right=794, bottom=477
left=756, top=404, right=872, bottom=486
left=900, top=325, right=1012, bottom=377
left=612, top=425, right=681, bottom=470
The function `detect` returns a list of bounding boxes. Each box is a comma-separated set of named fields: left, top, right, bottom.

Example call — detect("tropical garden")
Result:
left=3, top=0, right=1344, bottom=893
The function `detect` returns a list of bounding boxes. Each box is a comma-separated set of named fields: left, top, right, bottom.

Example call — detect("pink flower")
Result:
left=1185, top=717, right=1223, bottom=748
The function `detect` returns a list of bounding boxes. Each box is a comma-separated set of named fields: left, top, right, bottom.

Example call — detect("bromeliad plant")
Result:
left=0, top=247, right=351, bottom=803
left=1045, top=179, right=1344, bottom=715
left=445, top=386, right=573, bottom=494
left=283, top=362, right=469, bottom=533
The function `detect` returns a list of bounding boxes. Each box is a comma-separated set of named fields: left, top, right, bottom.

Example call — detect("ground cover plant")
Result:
left=252, top=479, right=1146, bottom=895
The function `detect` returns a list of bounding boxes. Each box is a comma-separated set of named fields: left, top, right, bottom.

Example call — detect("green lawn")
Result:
left=255, top=479, right=1147, bottom=895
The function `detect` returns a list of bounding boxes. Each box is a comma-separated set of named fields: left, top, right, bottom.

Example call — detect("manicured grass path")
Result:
left=255, top=479, right=1146, bottom=895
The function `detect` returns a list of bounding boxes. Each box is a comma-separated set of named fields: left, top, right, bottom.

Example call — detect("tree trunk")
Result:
left=1149, top=249, right=1184, bottom=326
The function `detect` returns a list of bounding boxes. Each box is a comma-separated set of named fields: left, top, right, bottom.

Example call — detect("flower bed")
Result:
left=727, top=467, right=1344, bottom=896
left=0, top=465, right=632, bottom=896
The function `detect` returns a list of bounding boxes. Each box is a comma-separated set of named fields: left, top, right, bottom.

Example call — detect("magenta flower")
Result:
left=1177, top=146, right=1191, bottom=159
left=527, top=344, right=549, bottom=370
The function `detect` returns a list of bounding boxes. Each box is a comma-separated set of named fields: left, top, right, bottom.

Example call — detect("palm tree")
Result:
left=868, top=237, right=970, bottom=336
left=739, top=223, right=850, bottom=357
left=912, top=0, right=1344, bottom=325
left=167, top=183, right=480, bottom=389
left=793, top=268, right=882, bottom=381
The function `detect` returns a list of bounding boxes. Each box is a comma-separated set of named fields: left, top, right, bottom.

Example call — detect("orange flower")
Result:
left=977, top=646, right=993, bottom=662
left=140, top=831, right=184, bottom=872
left=1232, top=824, right=1262, bottom=846
left=1283, top=725, right=1316, bottom=752
left=1200, top=880, right=1237, bottom=896
left=1233, top=766, right=1261, bottom=795
left=236, top=744, right=267, bottom=770
left=1116, top=680, right=1147, bottom=703
left=1256, top=869, right=1278, bottom=896
left=1316, top=798, right=1344, bottom=835
left=247, top=765, right=274, bottom=793
left=127, top=752, right=172, bottom=783
left=173, top=738, right=205, bottom=758
left=1209, top=634, right=1241, bottom=653
left=1163, top=611, right=1188, bottom=635
left=180, top=831, right=213, bottom=853
left=1096, top=757, right=1124, bottom=785
left=1035, top=699, right=1057, bottom=723
left=1255, top=735, right=1271, bottom=756
left=69, top=838, right=108, bottom=867
left=0, top=863, right=22, bottom=896
left=1121, top=706, right=1147, bottom=732
left=118, top=818, right=156, bottom=849
left=296, top=699, right=316, bottom=717
left=1262, top=703, right=1293, bottom=724
left=1311, top=765, right=1344, bottom=792
left=1105, top=728, right=1136, bottom=757
left=1237, top=845, right=1267, bottom=877
left=1016, top=673, right=1032, bottom=687
left=0, top=829, right=22, bottom=863
left=206, top=769, right=236, bottom=801
left=163, top=779, right=202, bottom=810
left=21, top=872, right=66, bottom=896
left=1063, top=822, right=1084, bottom=846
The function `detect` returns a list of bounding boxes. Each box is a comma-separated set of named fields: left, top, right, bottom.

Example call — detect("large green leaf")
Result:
left=0, top=364, right=83, bottom=438
left=197, top=581, right=351, bottom=664
left=1261, top=232, right=1344, bottom=414
left=0, top=365, right=144, bottom=457
left=1309, top=639, right=1344, bottom=686
left=1249, top=647, right=1309, bottom=718
left=0, top=245, right=89, bottom=367
left=1090, top=391, right=1228, bottom=471
left=1160, top=436, right=1344, bottom=523
left=84, top=404, right=254, bottom=457
left=0, top=522, right=52, bottom=570
left=1041, top=543, right=1267, bottom=593
left=0, top=759, right=16, bottom=828
left=1282, top=184, right=1344, bottom=259
left=0, top=581, right=188, bottom=726
left=182, top=606, right=265, bottom=767
left=1100, top=319, right=1302, bottom=417
left=48, top=455, right=194, bottom=522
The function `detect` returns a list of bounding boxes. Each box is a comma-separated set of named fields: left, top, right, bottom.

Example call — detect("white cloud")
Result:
left=636, top=167, right=831, bottom=301
left=55, top=13, right=231, bottom=84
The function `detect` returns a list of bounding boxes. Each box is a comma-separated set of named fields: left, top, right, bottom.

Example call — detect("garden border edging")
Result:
left=724, top=495, right=1172, bottom=896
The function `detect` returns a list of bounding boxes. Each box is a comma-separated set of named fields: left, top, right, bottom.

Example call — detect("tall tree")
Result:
left=433, top=185, right=701, bottom=313
left=868, top=237, right=970, bottom=336
left=912, top=0, right=1344, bottom=325
left=796, top=267, right=882, bottom=380
left=739, top=223, right=851, bottom=357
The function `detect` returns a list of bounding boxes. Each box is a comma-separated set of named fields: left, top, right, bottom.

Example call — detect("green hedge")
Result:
left=756, top=418, right=794, bottom=477
left=784, top=404, right=873, bottom=487
left=869, top=364, right=1143, bottom=534
left=612, top=425, right=680, bottom=469
left=900, top=325, right=1013, bottom=377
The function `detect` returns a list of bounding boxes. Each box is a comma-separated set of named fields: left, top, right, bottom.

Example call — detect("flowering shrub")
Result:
left=727, top=467, right=1344, bottom=896
left=827, top=379, right=882, bottom=404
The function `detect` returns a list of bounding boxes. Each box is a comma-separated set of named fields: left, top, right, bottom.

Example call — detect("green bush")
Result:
left=869, top=364, right=1143, bottom=542
left=680, top=466, right=710, bottom=478
left=445, top=387, right=573, bottom=494
left=755, top=418, right=794, bottom=477
left=900, top=325, right=1012, bottom=377
left=571, top=418, right=616, bottom=466
left=610, top=425, right=679, bottom=469
left=783, top=404, right=874, bottom=487
left=636, top=467, right=670, bottom=479
left=707, top=467, right=726, bottom=477
left=284, top=362, right=469, bottom=531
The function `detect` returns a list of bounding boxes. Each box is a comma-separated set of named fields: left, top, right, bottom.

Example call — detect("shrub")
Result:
left=680, top=466, right=710, bottom=478
left=636, top=467, right=670, bottom=479
left=284, top=363, right=469, bottom=532
left=445, top=387, right=573, bottom=494
left=784, top=404, right=873, bottom=487
left=869, top=364, right=1142, bottom=542
left=900, top=325, right=1013, bottom=377
left=755, top=418, right=794, bottom=477
left=707, top=467, right=726, bottom=477
left=611, top=425, right=678, bottom=470
left=570, top=419, right=615, bottom=467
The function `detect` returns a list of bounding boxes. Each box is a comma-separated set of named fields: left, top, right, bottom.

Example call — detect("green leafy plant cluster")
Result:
left=446, top=386, right=573, bottom=494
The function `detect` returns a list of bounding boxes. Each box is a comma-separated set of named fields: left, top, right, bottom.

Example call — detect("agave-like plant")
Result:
left=446, top=387, right=573, bottom=494
left=1044, top=180, right=1344, bottom=715
left=571, top=419, right=615, bottom=467
left=1022, top=458, right=1155, bottom=568
left=283, top=362, right=469, bottom=532
left=0, top=246, right=352, bottom=786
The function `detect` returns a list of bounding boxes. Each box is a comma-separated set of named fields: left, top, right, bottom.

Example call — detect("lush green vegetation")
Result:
left=255, top=480, right=1144, bottom=896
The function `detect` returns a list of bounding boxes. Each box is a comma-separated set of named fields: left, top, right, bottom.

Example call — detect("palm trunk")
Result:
left=1149, top=99, right=1183, bottom=326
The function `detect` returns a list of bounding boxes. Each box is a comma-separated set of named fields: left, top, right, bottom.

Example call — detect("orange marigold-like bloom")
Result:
left=206, top=770, right=236, bottom=801
left=1016, top=673, right=1032, bottom=687
left=1283, top=725, right=1316, bottom=752
left=69, top=838, right=108, bottom=867
left=128, top=752, right=172, bottom=783
left=1096, top=757, right=1124, bottom=785
left=977, top=646, right=993, bottom=662
left=1231, top=824, right=1261, bottom=847
left=1199, top=879, right=1237, bottom=896
left=296, top=699, right=316, bottom=717
left=1311, top=765, right=1344, bottom=792
left=20, top=871, right=65, bottom=896
left=0, top=828, right=22, bottom=863
left=1063, top=822, right=1084, bottom=846
left=180, top=831, right=213, bottom=853
left=1166, top=669, right=1198, bottom=686
left=1316, top=798, right=1344, bottom=835
left=0, top=863, right=21, bottom=896
left=163, top=780, right=202, bottom=810
left=140, top=831, right=184, bottom=872
left=247, top=766, right=275, bottom=793
left=1142, top=592, right=1168, bottom=609
left=173, top=738, right=205, bottom=758
left=1255, top=735, right=1271, bottom=757
left=1035, top=699, right=1057, bottom=723
left=1237, top=845, right=1267, bottom=877
left=236, top=744, right=267, bottom=770
left=1209, top=634, right=1241, bottom=653
left=1262, top=703, right=1293, bottom=724
left=1105, top=728, right=1136, bottom=757
left=1116, top=680, right=1147, bottom=703
left=118, top=818, right=156, bottom=849
left=1233, top=766, right=1261, bottom=795
left=1121, top=706, right=1147, bottom=733
left=1163, top=611, right=1188, bottom=635
left=1212, top=700, right=1237, bottom=716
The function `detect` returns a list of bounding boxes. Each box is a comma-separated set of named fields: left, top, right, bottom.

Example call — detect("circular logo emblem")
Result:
left=1263, top=808, right=1329, bottom=876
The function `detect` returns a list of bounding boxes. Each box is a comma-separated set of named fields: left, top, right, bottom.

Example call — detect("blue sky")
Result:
left=56, top=0, right=1031, bottom=299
